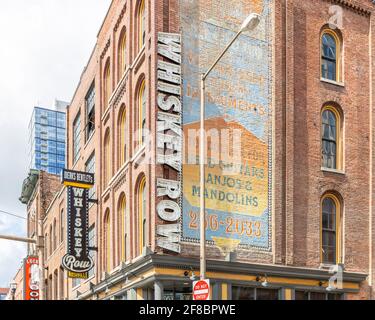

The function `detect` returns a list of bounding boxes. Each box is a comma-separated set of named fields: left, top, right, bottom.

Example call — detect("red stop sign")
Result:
left=193, top=279, right=210, bottom=301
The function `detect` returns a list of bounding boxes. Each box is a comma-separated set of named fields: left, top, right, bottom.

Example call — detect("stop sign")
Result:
left=193, top=279, right=210, bottom=301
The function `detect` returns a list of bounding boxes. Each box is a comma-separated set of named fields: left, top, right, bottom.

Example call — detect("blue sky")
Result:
left=0, top=0, right=111, bottom=288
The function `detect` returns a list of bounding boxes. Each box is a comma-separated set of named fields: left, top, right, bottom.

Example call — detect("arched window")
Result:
left=53, top=219, right=57, bottom=252
left=322, top=106, right=341, bottom=170
left=118, top=194, right=127, bottom=262
left=138, top=0, right=146, bottom=51
left=118, top=107, right=127, bottom=167
left=321, top=194, right=342, bottom=265
left=104, top=130, right=111, bottom=186
left=118, top=29, right=127, bottom=79
left=321, top=30, right=340, bottom=82
left=60, top=210, right=64, bottom=244
left=104, top=210, right=111, bottom=273
left=138, top=176, right=146, bottom=255
left=138, top=79, right=146, bottom=146
left=49, top=225, right=53, bottom=256
left=103, top=61, right=111, bottom=107
left=44, top=233, right=48, bottom=258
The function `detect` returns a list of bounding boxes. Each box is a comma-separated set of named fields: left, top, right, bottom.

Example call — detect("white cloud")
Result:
left=0, top=0, right=111, bottom=288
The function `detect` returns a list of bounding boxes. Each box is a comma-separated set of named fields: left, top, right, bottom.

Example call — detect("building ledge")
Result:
left=90, top=254, right=368, bottom=297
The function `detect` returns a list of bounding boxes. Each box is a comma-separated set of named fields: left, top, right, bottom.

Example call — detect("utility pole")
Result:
left=0, top=232, right=44, bottom=300
left=0, top=234, right=36, bottom=244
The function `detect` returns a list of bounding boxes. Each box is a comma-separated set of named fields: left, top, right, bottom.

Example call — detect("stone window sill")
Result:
left=320, top=78, right=345, bottom=87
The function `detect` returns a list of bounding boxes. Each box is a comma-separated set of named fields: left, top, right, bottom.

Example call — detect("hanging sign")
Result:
left=24, top=256, right=39, bottom=301
left=61, top=170, right=94, bottom=277
left=61, top=169, right=94, bottom=189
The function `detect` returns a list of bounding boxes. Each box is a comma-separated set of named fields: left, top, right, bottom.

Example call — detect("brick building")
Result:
left=14, top=0, right=375, bottom=300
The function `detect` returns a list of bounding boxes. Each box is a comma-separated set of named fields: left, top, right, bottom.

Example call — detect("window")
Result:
left=118, top=29, right=127, bottom=79
left=295, top=291, right=343, bottom=300
left=321, top=194, right=341, bottom=265
left=118, top=107, right=127, bottom=167
left=104, top=210, right=111, bottom=273
left=44, top=233, right=48, bottom=258
left=138, top=80, right=146, bottom=146
left=73, top=113, right=81, bottom=164
left=53, top=219, right=57, bottom=252
left=104, top=61, right=111, bottom=108
left=322, top=106, right=341, bottom=170
left=60, top=210, right=64, bottom=244
left=118, top=195, right=126, bottom=262
left=104, top=131, right=111, bottom=186
left=321, top=30, right=340, bottom=82
left=232, top=287, right=279, bottom=300
left=85, top=83, right=95, bottom=142
left=85, top=153, right=96, bottom=206
left=88, top=224, right=96, bottom=278
left=49, top=225, right=53, bottom=256
left=59, top=268, right=64, bottom=300
left=138, top=177, right=146, bottom=255
left=138, top=0, right=146, bottom=51
left=54, top=270, right=58, bottom=300
left=72, top=277, right=81, bottom=289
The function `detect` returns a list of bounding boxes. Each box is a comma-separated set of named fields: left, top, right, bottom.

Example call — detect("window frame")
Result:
left=60, top=209, right=64, bottom=244
left=321, top=105, right=342, bottom=171
left=103, top=130, right=111, bottom=187
left=118, top=29, right=127, bottom=80
left=118, top=195, right=127, bottom=262
left=104, top=210, right=111, bottom=273
left=72, top=112, right=81, bottom=164
left=138, top=0, right=146, bottom=51
left=320, top=29, right=341, bottom=83
left=85, top=82, right=96, bottom=143
left=103, top=61, right=111, bottom=108
left=320, top=193, right=342, bottom=265
left=138, top=176, right=146, bottom=255
left=138, top=79, right=146, bottom=147
left=118, top=107, right=127, bottom=167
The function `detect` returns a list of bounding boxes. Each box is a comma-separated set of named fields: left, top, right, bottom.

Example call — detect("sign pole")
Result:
left=200, top=74, right=206, bottom=280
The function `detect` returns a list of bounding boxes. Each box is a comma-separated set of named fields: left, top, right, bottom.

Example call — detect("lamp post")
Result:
left=199, top=13, right=261, bottom=280
left=10, top=281, right=17, bottom=301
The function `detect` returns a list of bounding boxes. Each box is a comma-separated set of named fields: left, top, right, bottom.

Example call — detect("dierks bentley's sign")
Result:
left=62, top=170, right=94, bottom=277
left=61, top=169, right=94, bottom=189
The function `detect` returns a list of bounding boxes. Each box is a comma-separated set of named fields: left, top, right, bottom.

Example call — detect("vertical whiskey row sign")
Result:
left=155, top=32, right=183, bottom=253
left=61, top=169, right=95, bottom=279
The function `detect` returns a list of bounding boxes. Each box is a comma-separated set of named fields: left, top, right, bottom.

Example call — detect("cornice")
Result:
left=322, top=0, right=373, bottom=16
left=100, top=39, right=111, bottom=60
left=114, top=3, right=127, bottom=32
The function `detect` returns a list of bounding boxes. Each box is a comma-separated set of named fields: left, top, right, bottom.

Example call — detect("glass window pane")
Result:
left=256, top=289, right=279, bottom=300
left=310, top=292, right=326, bottom=300
left=232, top=286, right=255, bottom=300
left=295, top=291, right=309, bottom=300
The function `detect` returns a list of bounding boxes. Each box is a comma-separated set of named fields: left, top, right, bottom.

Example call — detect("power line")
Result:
left=0, top=209, right=27, bottom=221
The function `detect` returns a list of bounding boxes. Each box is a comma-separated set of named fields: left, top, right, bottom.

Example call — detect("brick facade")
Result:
left=15, top=0, right=375, bottom=300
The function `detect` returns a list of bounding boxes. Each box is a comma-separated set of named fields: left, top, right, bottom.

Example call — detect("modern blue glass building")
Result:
left=28, top=104, right=67, bottom=175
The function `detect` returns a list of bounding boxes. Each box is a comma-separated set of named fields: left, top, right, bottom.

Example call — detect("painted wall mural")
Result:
left=181, top=0, right=273, bottom=252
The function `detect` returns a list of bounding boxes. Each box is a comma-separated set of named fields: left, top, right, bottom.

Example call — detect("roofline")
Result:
left=96, top=0, right=115, bottom=38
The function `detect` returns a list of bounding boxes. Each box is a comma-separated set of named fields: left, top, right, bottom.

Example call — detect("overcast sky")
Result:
left=0, top=0, right=111, bottom=288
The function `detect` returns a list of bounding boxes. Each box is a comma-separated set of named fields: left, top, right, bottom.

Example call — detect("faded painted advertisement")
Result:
left=181, top=0, right=273, bottom=251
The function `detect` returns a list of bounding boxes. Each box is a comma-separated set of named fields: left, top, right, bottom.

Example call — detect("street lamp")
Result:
left=10, top=281, right=17, bottom=300
left=199, top=13, right=261, bottom=280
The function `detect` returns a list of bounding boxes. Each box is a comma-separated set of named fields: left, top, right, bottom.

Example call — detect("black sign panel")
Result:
left=61, top=169, right=94, bottom=189
left=62, top=187, right=94, bottom=274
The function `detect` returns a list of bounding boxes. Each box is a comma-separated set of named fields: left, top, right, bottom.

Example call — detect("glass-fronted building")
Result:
left=28, top=105, right=67, bottom=175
